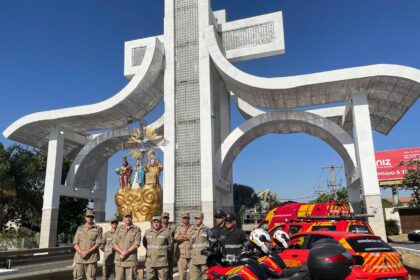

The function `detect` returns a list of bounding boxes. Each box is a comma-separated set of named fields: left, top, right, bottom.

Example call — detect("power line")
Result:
left=277, top=194, right=318, bottom=201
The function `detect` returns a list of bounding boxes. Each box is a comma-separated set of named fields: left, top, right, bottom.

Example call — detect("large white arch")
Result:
left=205, top=26, right=420, bottom=134
left=3, top=36, right=165, bottom=152
left=216, top=110, right=357, bottom=187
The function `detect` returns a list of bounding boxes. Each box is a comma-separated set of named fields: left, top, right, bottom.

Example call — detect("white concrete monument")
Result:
left=3, top=0, right=420, bottom=246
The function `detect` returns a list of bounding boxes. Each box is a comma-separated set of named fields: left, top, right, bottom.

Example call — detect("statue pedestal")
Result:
left=115, top=185, right=163, bottom=221
left=96, top=221, right=151, bottom=264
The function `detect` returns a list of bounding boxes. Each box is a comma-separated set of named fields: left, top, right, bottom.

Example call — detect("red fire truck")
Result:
left=258, top=201, right=374, bottom=236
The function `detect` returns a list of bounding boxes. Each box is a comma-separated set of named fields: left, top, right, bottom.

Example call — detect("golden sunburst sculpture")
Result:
left=127, top=127, right=163, bottom=160
left=115, top=125, right=164, bottom=221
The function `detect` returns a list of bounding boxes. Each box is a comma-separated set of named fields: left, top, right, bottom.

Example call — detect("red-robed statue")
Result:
left=117, top=156, right=132, bottom=189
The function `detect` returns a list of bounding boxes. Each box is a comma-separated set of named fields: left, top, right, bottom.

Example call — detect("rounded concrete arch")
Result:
left=66, top=117, right=164, bottom=189
left=216, top=110, right=357, bottom=185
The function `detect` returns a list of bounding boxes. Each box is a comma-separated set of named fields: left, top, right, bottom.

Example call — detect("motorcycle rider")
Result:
left=249, top=228, right=272, bottom=254
left=211, top=210, right=227, bottom=239
left=272, top=229, right=290, bottom=251
left=222, top=213, right=247, bottom=256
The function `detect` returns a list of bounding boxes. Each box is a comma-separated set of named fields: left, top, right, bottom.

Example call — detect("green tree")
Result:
left=310, top=187, right=348, bottom=203
left=399, top=158, right=420, bottom=206
left=0, top=143, right=44, bottom=231
left=0, top=142, right=88, bottom=241
left=233, top=183, right=259, bottom=217
left=257, top=189, right=280, bottom=212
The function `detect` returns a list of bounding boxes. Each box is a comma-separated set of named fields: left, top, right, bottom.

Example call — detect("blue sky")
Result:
left=1, top=1, right=419, bottom=218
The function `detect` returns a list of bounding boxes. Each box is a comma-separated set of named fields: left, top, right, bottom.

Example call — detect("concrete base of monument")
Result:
left=96, top=221, right=151, bottom=263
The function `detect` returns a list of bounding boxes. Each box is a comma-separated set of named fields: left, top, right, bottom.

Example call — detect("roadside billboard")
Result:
left=375, top=147, right=420, bottom=183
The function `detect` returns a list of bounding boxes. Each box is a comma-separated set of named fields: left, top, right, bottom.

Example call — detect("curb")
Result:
left=394, top=247, right=420, bottom=273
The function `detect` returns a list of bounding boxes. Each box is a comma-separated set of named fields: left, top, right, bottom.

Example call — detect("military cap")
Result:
left=195, top=212, right=204, bottom=218
left=161, top=212, right=170, bottom=218
left=182, top=212, right=190, bottom=218
left=152, top=216, right=162, bottom=221
left=123, top=210, right=132, bottom=217
left=225, top=213, right=237, bottom=222
left=214, top=210, right=226, bottom=219
left=110, top=216, right=118, bottom=223
left=85, top=209, right=95, bottom=217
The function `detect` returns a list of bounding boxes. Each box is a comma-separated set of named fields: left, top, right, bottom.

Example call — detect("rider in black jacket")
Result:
left=222, top=213, right=247, bottom=256
left=211, top=209, right=227, bottom=240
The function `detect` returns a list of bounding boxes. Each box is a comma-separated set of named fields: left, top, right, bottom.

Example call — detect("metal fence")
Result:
left=0, top=237, right=39, bottom=250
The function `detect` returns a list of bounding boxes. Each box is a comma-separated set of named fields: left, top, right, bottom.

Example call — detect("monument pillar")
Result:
left=347, top=185, right=363, bottom=214
left=351, top=92, right=386, bottom=239
left=39, top=127, right=63, bottom=248
left=163, top=0, right=176, bottom=221
left=162, top=0, right=232, bottom=223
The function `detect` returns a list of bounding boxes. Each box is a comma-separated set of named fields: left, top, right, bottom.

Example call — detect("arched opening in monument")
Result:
left=231, top=133, right=348, bottom=202
left=216, top=110, right=359, bottom=216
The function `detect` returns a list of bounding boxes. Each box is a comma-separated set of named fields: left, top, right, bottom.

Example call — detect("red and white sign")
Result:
left=375, top=148, right=420, bottom=181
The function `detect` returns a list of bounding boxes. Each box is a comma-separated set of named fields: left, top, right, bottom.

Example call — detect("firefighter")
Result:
left=189, top=212, right=209, bottom=280
left=112, top=211, right=142, bottom=280
left=72, top=209, right=103, bottom=280
left=161, top=212, right=176, bottom=280
left=175, top=212, right=193, bottom=280
left=100, top=216, right=118, bottom=280
left=143, top=216, right=173, bottom=280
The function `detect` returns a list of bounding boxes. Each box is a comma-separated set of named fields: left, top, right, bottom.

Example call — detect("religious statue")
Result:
left=116, top=156, right=133, bottom=189
left=130, top=157, right=144, bottom=190
left=115, top=125, right=164, bottom=221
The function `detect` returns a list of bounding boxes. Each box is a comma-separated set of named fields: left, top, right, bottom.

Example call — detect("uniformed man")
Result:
left=143, top=216, right=173, bottom=280
left=73, top=209, right=103, bottom=280
left=212, top=210, right=227, bottom=240
left=100, top=216, right=118, bottom=280
left=161, top=212, right=176, bottom=280
left=112, top=211, right=142, bottom=280
left=223, top=213, right=247, bottom=256
left=175, top=212, right=193, bottom=280
left=189, top=213, right=209, bottom=280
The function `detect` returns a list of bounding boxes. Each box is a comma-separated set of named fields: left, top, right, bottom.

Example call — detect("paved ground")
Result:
left=2, top=242, right=419, bottom=279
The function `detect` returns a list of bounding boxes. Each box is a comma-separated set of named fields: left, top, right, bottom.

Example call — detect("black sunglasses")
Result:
left=111, top=221, right=118, bottom=224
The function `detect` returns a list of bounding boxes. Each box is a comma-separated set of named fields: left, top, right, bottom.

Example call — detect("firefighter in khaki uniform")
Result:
left=112, top=211, right=142, bottom=280
left=189, top=213, right=209, bottom=280
left=100, top=216, right=118, bottom=280
left=161, top=212, right=176, bottom=280
left=73, top=209, right=103, bottom=280
left=175, top=212, right=194, bottom=280
left=143, top=216, right=173, bottom=279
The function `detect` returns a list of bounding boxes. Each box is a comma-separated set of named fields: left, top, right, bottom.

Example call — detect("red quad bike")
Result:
left=202, top=229, right=353, bottom=280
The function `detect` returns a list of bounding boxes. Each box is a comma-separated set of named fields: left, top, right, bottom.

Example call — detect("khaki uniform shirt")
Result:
left=162, top=223, right=177, bottom=236
left=143, top=228, right=173, bottom=268
left=190, top=224, right=209, bottom=265
left=73, top=224, right=103, bottom=264
left=162, top=223, right=177, bottom=253
left=112, top=224, right=142, bottom=267
left=100, top=229, right=116, bottom=266
left=175, top=224, right=194, bottom=258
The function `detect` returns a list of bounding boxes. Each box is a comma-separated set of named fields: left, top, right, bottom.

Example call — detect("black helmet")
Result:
left=307, top=241, right=353, bottom=280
